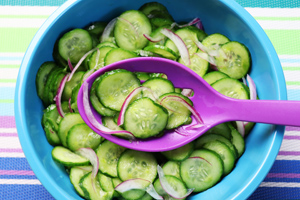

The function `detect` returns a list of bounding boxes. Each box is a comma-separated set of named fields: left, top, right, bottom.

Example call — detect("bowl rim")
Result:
left=14, top=0, right=286, bottom=199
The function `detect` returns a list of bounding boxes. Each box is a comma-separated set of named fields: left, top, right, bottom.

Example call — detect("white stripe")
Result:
left=0, top=68, right=19, bottom=79
left=282, top=63, right=300, bottom=67
left=283, top=71, right=300, bottom=82
left=256, top=20, right=300, bottom=30
left=0, top=53, right=24, bottom=58
left=0, top=179, right=41, bottom=185
left=0, top=83, right=16, bottom=87
left=276, top=155, right=300, bottom=160
left=0, top=18, right=46, bottom=28
left=0, top=6, right=58, bottom=16
left=259, top=182, right=300, bottom=188
left=284, top=130, right=300, bottom=136
left=0, top=152, right=25, bottom=158
left=0, top=128, right=17, bottom=133
left=0, top=60, right=21, bottom=65
left=279, top=139, right=300, bottom=152
left=287, top=85, right=300, bottom=90
left=0, top=137, right=21, bottom=149
left=245, top=8, right=300, bottom=18
left=279, top=55, right=300, bottom=60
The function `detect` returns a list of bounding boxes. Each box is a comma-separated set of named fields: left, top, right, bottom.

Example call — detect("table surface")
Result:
left=1, top=0, right=300, bottom=199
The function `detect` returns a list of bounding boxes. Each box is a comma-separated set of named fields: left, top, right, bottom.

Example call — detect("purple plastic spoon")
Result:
left=77, top=57, right=299, bottom=152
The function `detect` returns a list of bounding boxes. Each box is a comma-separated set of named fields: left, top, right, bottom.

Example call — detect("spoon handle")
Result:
left=227, top=99, right=300, bottom=126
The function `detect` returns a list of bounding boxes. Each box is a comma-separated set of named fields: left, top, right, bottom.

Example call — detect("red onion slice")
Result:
left=54, top=73, right=70, bottom=117
left=68, top=58, right=74, bottom=71
left=236, top=121, right=245, bottom=137
left=171, top=18, right=201, bottom=29
left=194, top=52, right=217, bottom=66
left=68, top=98, right=73, bottom=113
left=195, top=19, right=204, bottom=30
left=194, top=41, right=220, bottom=57
left=247, top=74, right=257, bottom=100
left=101, top=18, right=117, bottom=43
left=160, top=28, right=190, bottom=65
left=82, top=82, right=135, bottom=140
left=160, top=95, right=203, bottom=124
left=117, top=86, right=156, bottom=126
left=157, top=165, right=194, bottom=199
left=67, top=48, right=98, bottom=81
left=115, top=178, right=163, bottom=200
left=143, top=33, right=164, bottom=43
left=76, top=148, right=99, bottom=179
left=181, top=88, right=193, bottom=97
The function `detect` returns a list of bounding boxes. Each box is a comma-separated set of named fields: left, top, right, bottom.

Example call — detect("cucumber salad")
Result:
left=36, top=2, right=258, bottom=200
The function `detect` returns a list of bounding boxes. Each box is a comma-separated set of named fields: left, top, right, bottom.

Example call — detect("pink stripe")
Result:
left=285, top=126, right=300, bottom=132
left=267, top=173, right=300, bottom=179
left=278, top=151, right=300, bottom=156
left=0, top=133, right=18, bottom=137
left=284, top=135, right=300, bottom=140
left=0, top=170, right=35, bottom=176
left=0, top=116, right=16, bottom=128
left=0, top=148, right=23, bottom=153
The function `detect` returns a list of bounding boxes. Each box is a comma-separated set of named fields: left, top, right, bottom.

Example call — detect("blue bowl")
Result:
left=15, top=0, right=286, bottom=199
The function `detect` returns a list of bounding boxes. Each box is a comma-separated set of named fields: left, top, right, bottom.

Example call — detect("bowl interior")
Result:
left=15, top=0, right=286, bottom=199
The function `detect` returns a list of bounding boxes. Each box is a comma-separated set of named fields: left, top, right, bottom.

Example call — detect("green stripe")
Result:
left=0, top=65, right=20, bottom=69
left=0, top=100, right=14, bottom=103
left=286, top=81, right=300, bottom=86
left=235, top=0, right=300, bottom=8
left=0, top=28, right=38, bottom=53
left=265, top=30, right=300, bottom=55
left=0, top=0, right=67, bottom=6
left=283, top=67, right=300, bottom=71
left=0, top=79, right=16, bottom=83
left=0, top=15, right=49, bottom=19
left=255, top=16, right=300, bottom=21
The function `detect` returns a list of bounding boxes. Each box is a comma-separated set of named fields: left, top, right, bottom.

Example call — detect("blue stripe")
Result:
left=0, top=0, right=67, bottom=6
left=0, top=184, right=54, bottom=199
left=249, top=187, right=300, bottom=200
left=0, top=103, right=14, bottom=116
left=0, top=175, right=37, bottom=180
left=0, top=87, right=15, bottom=100
left=264, top=177, right=300, bottom=183
left=269, top=160, right=300, bottom=174
left=280, top=58, right=300, bottom=64
left=0, top=158, right=32, bottom=171
left=287, top=89, right=300, bottom=101
left=235, top=0, right=300, bottom=8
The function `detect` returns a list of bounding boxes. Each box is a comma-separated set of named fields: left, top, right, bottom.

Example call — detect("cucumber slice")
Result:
left=215, top=41, right=251, bottom=79
left=102, top=116, right=124, bottom=131
left=203, top=140, right=236, bottom=175
left=35, top=61, right=57, bottom=100
left=42, top=68, right=63, bottom=106
left=85, top=21, right=107, bottom=38
left=51, top=146, right=90, bottom=167
left=117, top=149, right=157, bottom=182
left=88, top=46, right=115, bottom=70
left=66, top=123, right=102, bottom=151
left=58, top=28, right=93, bottom=63
left=49, top=70, right=67, bottom=104
left=62, top=71, right=84, bottom=101
left=96, top=69, right=141, bottom=111
left=58, top=113, right=84, bottom=147
left=123, top=97, right=168, bottom=139
left=104, top=48, right=138, bottom=66
left=69, top=166, right=93, bottom=197
left=178, top=52, right=209, bottom=77
left=205, top=123, right=232, bottom=140
left=139, top=2, right=169, bottom=17
left=203, top=71, right=229, bottom=85
left=114, top=10, right=152, bottom=51
left=202, top=33, right=230, bottom=51
left=144, top=45, right=178, bottom=60
left=161, top=142, right=194, bottom=162
left=90, top=77, right=117, bottom=117
left=180, top=149, right=223, bottom=192
left=142, top=77, right=175, bottom=99
left=186, top=25, right=208, bottom=42
left=44, top=120, right=61, bottom=146
left=195, top=133, right=238, bottom=159
left=153, top=175, right=188, bottom=200
left=228, top=123, right=245, bottom=158
left=79, top=172, right=110, bottom=200
left=165, top=27, right=199, bottom=56
left=162, top=161, right=181, bottom=180
left=95, top=140, right=126, bottom=177
left=212, top=77, right=250, bottom=99
left=159, top=92, right=193, bottom=130
left=98, top=173, right=116, bottom=197
left=135, top=72, right=151, bottom=82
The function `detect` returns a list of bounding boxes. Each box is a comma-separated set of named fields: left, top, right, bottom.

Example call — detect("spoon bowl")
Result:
left=77, top=57, right=300, bottom=152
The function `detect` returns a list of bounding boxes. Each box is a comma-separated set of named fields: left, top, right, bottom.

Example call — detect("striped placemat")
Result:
left=1, top=0, right=300, bottom=199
